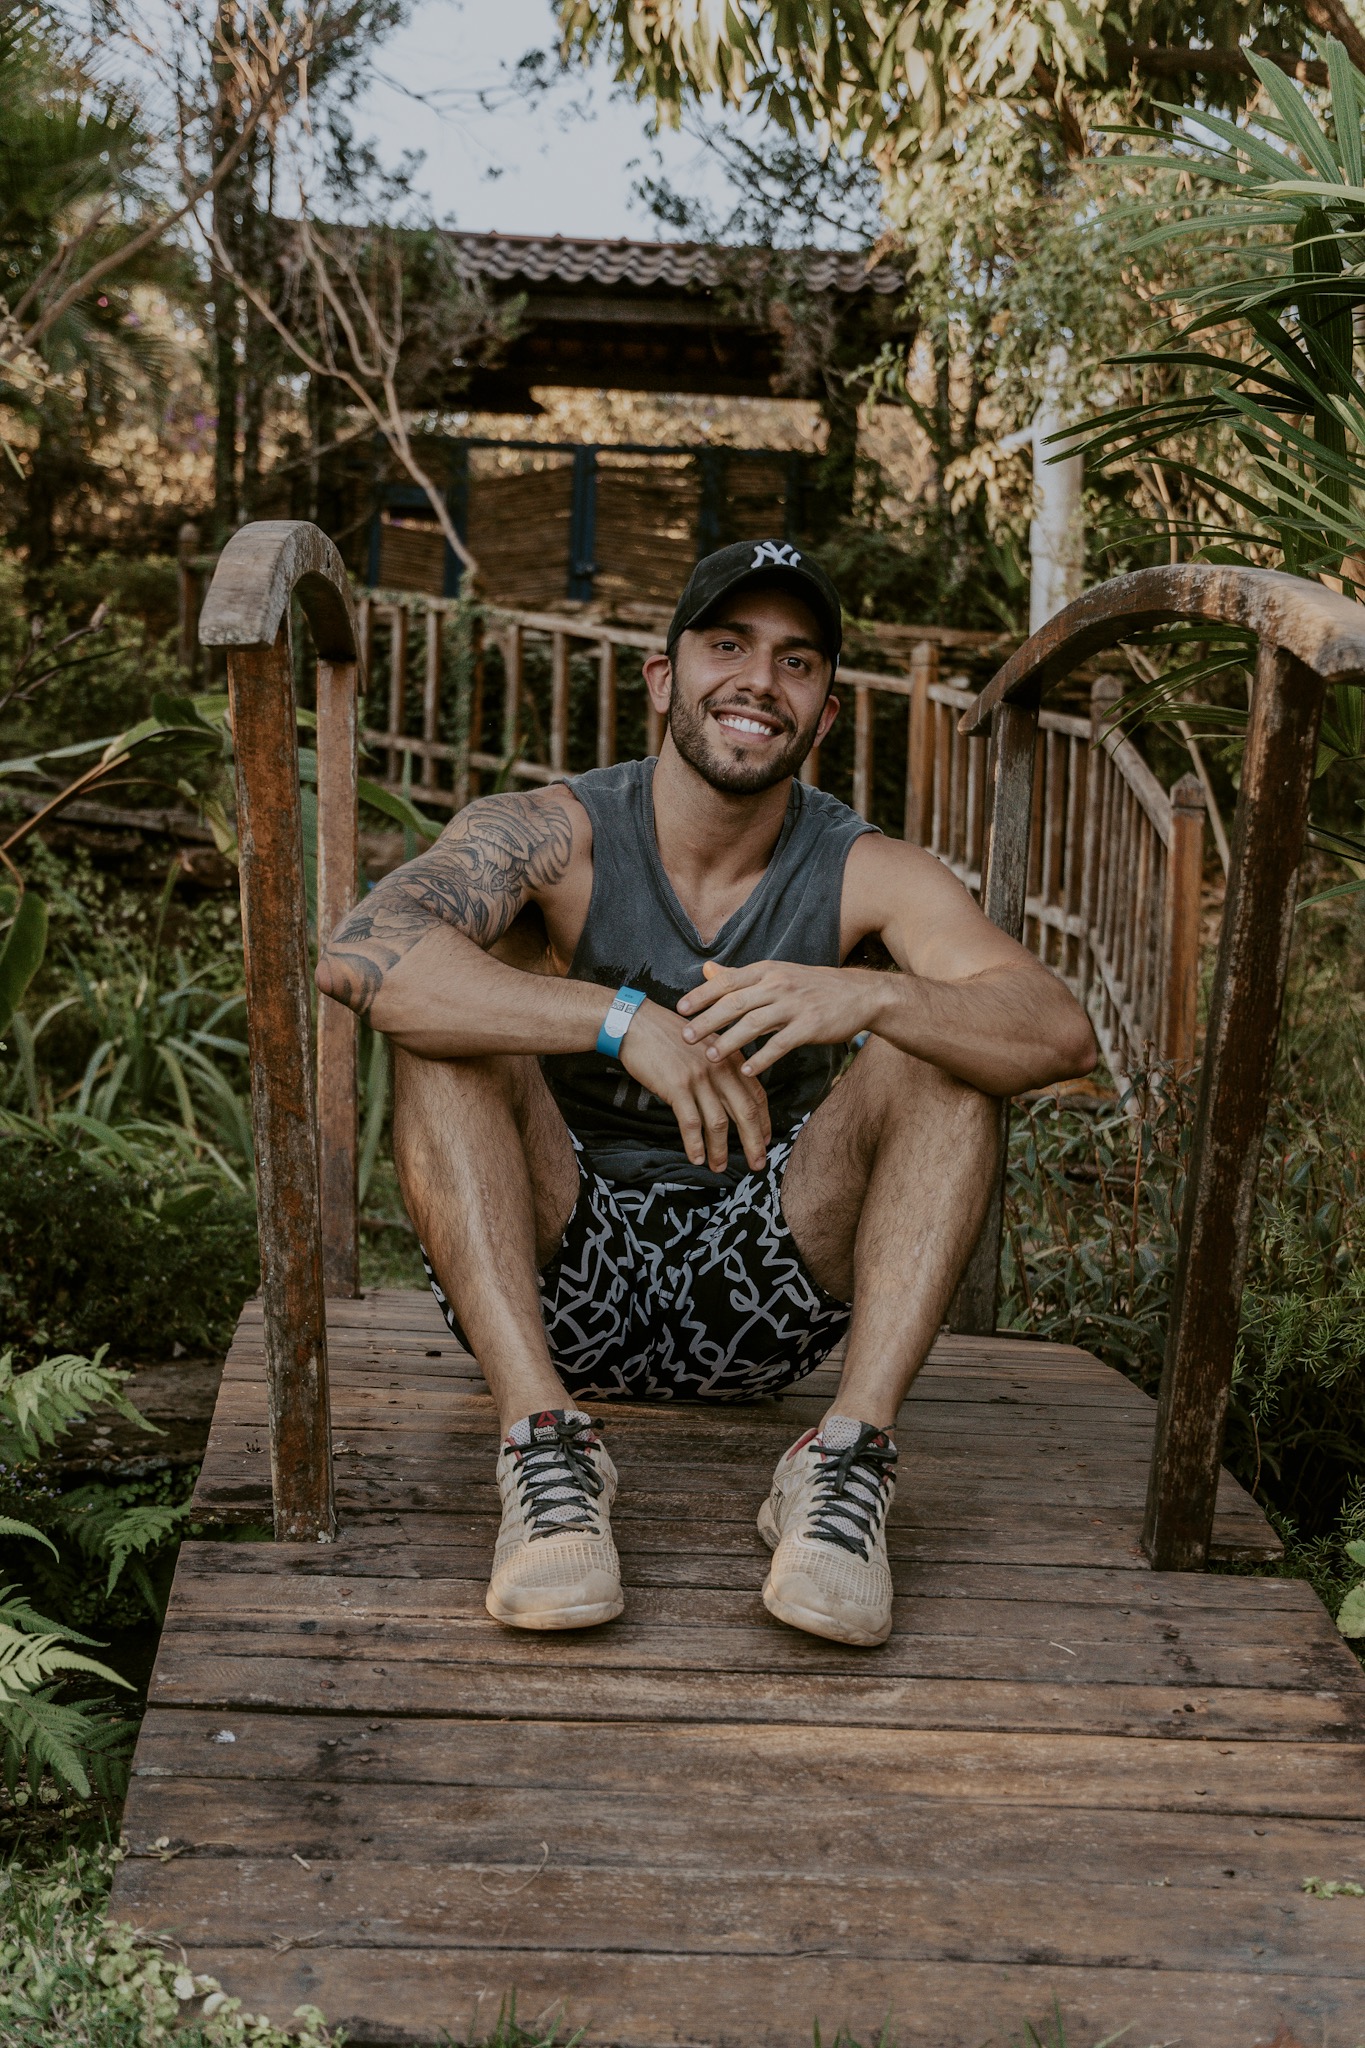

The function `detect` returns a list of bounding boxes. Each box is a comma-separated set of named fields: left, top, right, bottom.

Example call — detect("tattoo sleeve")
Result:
left=317, top=792, right=574, bottom=1018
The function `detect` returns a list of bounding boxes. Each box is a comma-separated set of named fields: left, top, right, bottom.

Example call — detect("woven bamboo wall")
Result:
left=593, top=459, right=702, bottom=609
left=466, top=463, right=575, bottom=608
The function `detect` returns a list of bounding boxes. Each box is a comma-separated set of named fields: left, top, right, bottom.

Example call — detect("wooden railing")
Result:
left=357, top=592, right=1205, bottom=1079
left=960, top=564, right=1365, bottom=1569
left=200, top=525, right=1365, bottom=1575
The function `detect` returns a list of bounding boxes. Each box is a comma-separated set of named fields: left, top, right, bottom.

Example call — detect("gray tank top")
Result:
left=543, top=758, right=877, bottom=1192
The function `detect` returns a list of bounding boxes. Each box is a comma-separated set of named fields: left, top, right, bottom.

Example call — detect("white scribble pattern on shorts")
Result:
left=423, top=1124, right=850, bottom=1402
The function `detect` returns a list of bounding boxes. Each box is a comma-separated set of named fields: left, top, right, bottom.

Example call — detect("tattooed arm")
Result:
left=316, top=785, right=774, bottom=1169
left=315, top=788, right=609, bottom=1060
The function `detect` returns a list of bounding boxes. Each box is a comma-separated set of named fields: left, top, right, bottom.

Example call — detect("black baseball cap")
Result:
left=666, top=540, right=842, bottom=673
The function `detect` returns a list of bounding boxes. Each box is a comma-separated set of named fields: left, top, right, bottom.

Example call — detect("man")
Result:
left=316, top=540, right=1096, bottom=1649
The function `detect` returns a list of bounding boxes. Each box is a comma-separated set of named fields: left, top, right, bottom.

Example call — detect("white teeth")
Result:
left=716, top=714, right=776, bottom=737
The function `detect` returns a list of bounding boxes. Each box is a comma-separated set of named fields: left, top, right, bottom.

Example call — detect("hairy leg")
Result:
left=392, top=1049, right=580, bottom=1431
left=781, top=1036, right=999, bottom=1429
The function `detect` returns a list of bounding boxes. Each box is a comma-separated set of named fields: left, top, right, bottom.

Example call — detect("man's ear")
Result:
left=643, top=650, right=673, bottom=714
left=816, top=692, right=840, bottom=747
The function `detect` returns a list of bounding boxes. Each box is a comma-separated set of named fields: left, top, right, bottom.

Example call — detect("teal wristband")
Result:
left=597, top=985, right=646, bottom=1058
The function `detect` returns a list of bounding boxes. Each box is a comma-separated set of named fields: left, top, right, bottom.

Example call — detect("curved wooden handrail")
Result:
left=961, top=564, right=1365, bottom=734
left=202, top=521, right=367, bottom=1542
left=956, top=564, right=1365, bottom=1570
left=200, top=519, right=362, bottom=663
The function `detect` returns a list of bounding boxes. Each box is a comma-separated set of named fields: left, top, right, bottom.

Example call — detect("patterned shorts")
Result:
left=423, top=1123, right=851, bottom=1402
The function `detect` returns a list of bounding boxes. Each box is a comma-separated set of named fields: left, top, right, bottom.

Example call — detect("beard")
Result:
left=667, top=686, right=818, bottom=795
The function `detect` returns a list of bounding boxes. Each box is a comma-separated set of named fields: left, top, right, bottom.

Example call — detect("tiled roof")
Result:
left=447, top=232, right=903, bottom=296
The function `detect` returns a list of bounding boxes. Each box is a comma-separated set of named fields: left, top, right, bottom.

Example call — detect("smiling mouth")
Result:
left=710, top=706, right=788, bottom=743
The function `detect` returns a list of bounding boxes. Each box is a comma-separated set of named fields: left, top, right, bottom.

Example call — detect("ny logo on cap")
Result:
left=750, top=540, right=802, bottom=569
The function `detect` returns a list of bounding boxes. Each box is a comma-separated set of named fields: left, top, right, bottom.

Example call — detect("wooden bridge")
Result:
left=113, top=526, right=1365, bottom=2046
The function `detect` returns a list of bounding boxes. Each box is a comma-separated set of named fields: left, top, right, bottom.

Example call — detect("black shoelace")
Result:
left=807, top=1427, right=898, bottom=1560
left=514, top=1414, right=605, bottom=1541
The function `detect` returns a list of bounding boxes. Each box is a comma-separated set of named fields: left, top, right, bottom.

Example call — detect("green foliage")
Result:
left=0, top=1344, right=180, bottom=1802
left=0, top=1847, right=340, bottom=2047
left=1069, top=40, right=1365, bottom=882
left=57, top=1493, right=191, bottom=1605
left=0, top=1135, right=258, bottom=1368
left=1337, top=1538, right=1365, bottom=1636
left=0, top=1586, right=130, bottom=1799
left=0, top=885, right=47, bottom=1037
left=0, top=1346, right=147, bottom=1464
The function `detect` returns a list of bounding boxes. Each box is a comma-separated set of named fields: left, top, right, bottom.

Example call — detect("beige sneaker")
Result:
left=486, top=1409, right=624, bottom=1630
left=758, top=1415, right=897, bottom=1647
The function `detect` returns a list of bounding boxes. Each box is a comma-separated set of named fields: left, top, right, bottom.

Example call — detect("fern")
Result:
left=0, top=1587, right=131, bottom=1796
left=0, top=1688, right=132, bottom=1799
left=99, top=1501, right=190, bottom=1599
left=0, top=1345, right=153, bottom=1465
left=0, top=1587, right=104, bottom=1647
left=0, top=1623, right=130, bottom=1702
left=56, top=1490, right=190, bottom=1611
left=0, top=1513, right=57, bottom=1557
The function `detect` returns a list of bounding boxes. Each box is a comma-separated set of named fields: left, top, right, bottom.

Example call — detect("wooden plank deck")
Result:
left=113, top=1289, right=1365, bottom=2046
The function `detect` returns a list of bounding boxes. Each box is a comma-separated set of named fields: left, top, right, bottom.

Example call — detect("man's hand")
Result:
left=618, top=999, right=772, bottom=1173
left=677, top=960, right=875, bottom=1079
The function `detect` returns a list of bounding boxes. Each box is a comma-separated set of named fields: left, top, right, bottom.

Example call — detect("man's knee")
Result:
left=392, top=1049, right=528, bottom=1169
left=852, top=1035, right=991, bottom=1118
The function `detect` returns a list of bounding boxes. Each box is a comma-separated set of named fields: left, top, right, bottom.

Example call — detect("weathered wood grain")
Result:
left=111, top=1294, right=1365, bottom=2044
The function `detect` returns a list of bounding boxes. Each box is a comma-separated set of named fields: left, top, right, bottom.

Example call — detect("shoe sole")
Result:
left=757, top=1498, right=780, bottom=1549
left=761, top=1579, right=892, bottom=1648
left=485, top=1591, right=624, bottom=1631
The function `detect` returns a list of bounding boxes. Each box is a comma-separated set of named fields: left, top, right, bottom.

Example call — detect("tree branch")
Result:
left=206, top=211, right=479, bottom=582
left=1104, top=39, right=1330, bottom=88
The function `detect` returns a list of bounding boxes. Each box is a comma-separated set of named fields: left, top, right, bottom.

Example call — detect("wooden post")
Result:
left=949, top=697, right=1039, bottom=1334
left=1143, top=645, right=1326, bottom=1569
left=905, top=642, right=936, bottom=844
left=550, top=631, right=570, bottom=776
left=597, top=639, right=617, bottom=770
left=1160, top=773, right=1205, bottom=1072
left=422, top=607, right=441, bottom=792
left=316, top=656, right=360, bottom=1300
left=852, top=685, right=873, bottom=819
left=502, top=621, right=522, bottom=762
left=227, top=628, right=337, bottom=1542
left=462, top=614, right=485, bottom=806
left=387, top=604, right=409, bottom=785
left=1077, top=678, right=1120, bottom=1014
left=177, top=521, right=202, bottom=679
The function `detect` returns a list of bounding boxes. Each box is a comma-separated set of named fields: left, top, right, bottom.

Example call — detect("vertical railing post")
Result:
left=852, top=685, right=873, bottom=818
left=316, top=654, right=360, bottom=1300
left=949, top=698, right=1040, bottom=1334
left=1143, top=645, right=1325, bottom=1568
left=1160, top=773, right=1205, bottom=1073
left=1077, top=678, right=1119, bottom=1016
left=597, top=638, right=617, bottom=769
left=550, top=631, right=570, bottom=776
left=905, top=642, right=936, bottom=844
left=177, top=521, right=202, bottom=679
left=502, top=621, right=522, bottom=762
left=422, top=606, right=441, bottom=794
left=227, top=626, right=336, bottom=1542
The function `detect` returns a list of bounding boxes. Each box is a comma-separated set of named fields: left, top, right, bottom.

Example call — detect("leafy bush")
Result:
left=0, top=1848, right=338, bottom=2047
left=0, top=1136, right=258, bottom=1368
left=0, top=1347, right=178, bottom=1803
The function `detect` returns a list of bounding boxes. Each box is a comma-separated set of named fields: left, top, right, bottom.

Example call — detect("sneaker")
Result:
left=758, top=1415, right=897, bottom=1647
left=486, top=1408, right=624, bottom=1631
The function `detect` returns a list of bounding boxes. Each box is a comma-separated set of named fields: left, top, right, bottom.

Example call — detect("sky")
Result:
left=351, top=0, right=740, bottom=240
